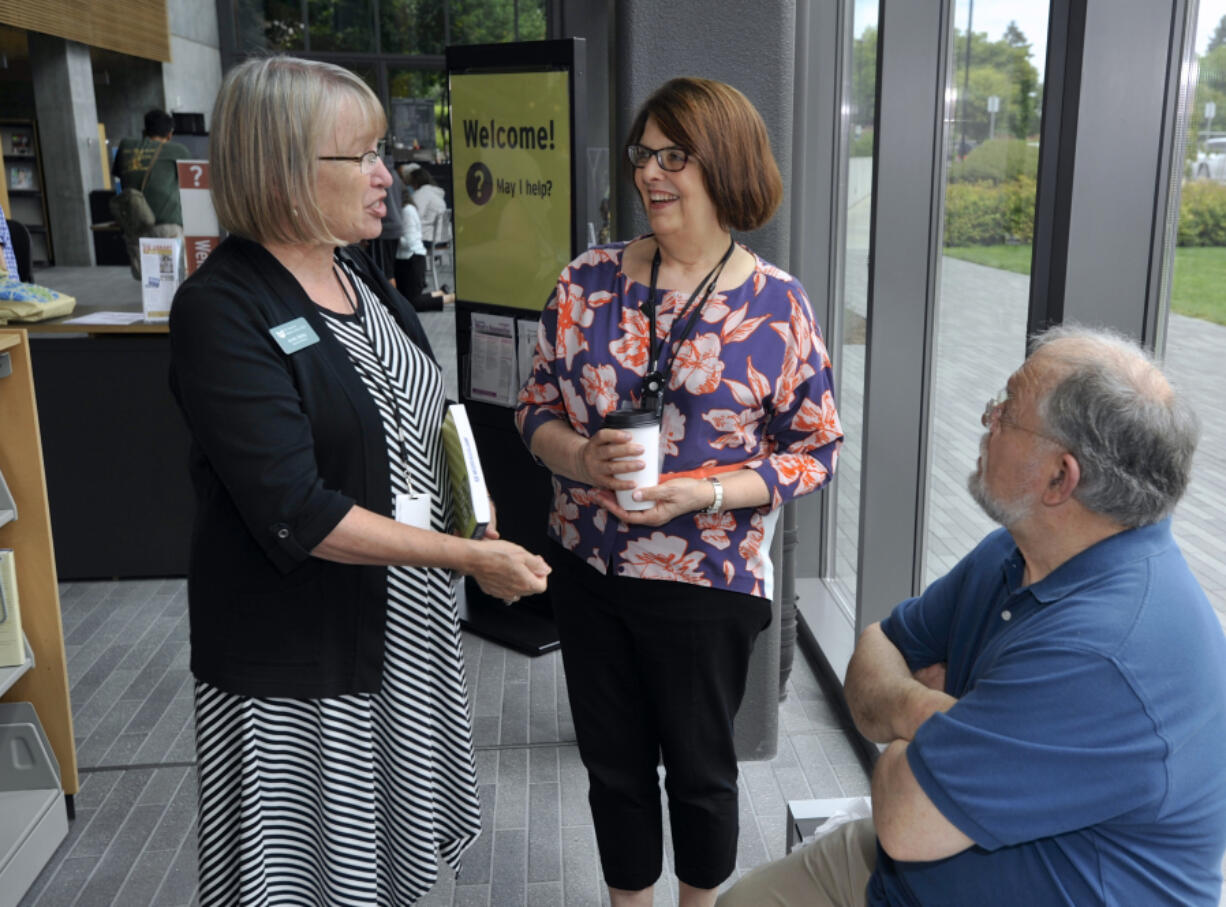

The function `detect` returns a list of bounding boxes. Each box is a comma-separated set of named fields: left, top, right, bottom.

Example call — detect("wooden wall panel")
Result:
left=0, top=0, right=170, bottom=64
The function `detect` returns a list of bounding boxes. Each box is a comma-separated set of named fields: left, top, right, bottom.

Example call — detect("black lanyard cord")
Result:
left=642, top=236, right=736, bottom=402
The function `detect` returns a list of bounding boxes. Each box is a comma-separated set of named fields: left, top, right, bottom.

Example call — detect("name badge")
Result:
left=394, top=492, right=432, bottom=530
left=270, top=317, right=320, bottom=354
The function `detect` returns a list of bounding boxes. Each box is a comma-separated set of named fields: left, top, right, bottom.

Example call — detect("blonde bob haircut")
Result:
left=210, top=56, right=387, bottom=246
left=626, top=77, right=783, bottom=232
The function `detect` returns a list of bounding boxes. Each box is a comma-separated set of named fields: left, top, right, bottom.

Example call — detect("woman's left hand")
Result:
left=592, top=477, right=715, bottom=527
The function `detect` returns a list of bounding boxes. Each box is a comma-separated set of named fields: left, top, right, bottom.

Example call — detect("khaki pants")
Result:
left=123, top=222, right=184, bottom=280
left=716, top=817, right=878, bottom=907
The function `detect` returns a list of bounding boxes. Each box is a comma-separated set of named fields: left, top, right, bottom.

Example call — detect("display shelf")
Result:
left=0, top=637, right=33, bottom=698
left=0, top=328, right=75, bottom=904
left=0, top=702, right=67, bottom=907
left=0, top=120, right=52, bottom=266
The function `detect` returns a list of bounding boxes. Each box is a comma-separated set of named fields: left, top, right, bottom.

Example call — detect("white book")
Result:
left=441, top=404, right=491, bottom=539
left=0, top=549, right=25, bottom=668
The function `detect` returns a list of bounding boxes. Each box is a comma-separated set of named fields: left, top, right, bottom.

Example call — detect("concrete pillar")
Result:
left=601, top=0, right=799, bottom=759
left=164, top=0, right=223, bottom=132
left=610, top=0, right=796, bottom=269
left=558, top=0, right=612, bottom=245
left=29, top=34, right=104, bottom=267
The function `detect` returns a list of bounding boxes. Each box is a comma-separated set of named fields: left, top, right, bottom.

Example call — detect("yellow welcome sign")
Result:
left=450, top=70, right=572, bottom=311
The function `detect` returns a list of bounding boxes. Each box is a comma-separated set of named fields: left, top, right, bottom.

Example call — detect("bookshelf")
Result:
left=0, top=120, right=53, bottom=267
left=0, top=329, right=74, bottom=904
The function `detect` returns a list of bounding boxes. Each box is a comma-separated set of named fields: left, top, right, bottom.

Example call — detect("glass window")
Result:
left=831, top=1, right=879, bottom=605
left=234, top=0, right=306, bottom=53
left=388, top=68, right=449, bottom=161
left=1161, top=2, right=1226, bottom=634
left=380, top=0, right=446, bottom=55
left=450, top=0, right=546, bottom=45
left=307, top=0, right=376, bottom=53
left=922, top=2, right=1049, bottom=585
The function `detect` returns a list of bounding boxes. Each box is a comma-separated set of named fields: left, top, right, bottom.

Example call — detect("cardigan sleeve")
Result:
left=169, top=268, right=355, bottom=574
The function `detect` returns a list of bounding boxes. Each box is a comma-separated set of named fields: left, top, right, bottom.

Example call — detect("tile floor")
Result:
left=17, top=577, right=866, bottom=907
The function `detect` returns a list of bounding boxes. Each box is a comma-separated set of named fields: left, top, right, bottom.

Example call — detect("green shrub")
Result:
left=944, top=177, right=1037, bottom=246
left=849, top=128, right=875, bottom=157
left=1178, top=181, right=1226, bottom=247
left=949, top=138, right=1039, bottom=184
left=1001, top=175, right=1037, bottom=244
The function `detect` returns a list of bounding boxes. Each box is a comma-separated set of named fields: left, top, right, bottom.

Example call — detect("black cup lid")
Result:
left=603, top=407, right=660, bottom=429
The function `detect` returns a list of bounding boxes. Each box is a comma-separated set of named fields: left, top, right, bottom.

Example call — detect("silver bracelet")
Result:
left=704, top=476, right=724, bottom=514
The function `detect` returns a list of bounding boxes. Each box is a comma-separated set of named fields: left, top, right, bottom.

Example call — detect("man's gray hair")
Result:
left=1032, top=324, right=1199, bottom=527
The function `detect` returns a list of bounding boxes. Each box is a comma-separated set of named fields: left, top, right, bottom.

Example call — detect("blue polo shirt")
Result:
left=869, top=521, right=1226, bottom=906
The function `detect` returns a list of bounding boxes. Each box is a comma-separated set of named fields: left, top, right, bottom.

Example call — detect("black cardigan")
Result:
left=169, top=236, right=437, bottom=698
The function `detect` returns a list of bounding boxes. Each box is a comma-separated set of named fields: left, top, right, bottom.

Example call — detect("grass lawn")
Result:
left=944, top=244, right=1226, bottom=327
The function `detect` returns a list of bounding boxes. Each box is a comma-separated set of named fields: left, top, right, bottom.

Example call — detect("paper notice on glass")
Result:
left=139, top=236, right=183, bottom=322
left=516, top=318, right=539, bottom=387
left=469, top=312, right=517, bottom=407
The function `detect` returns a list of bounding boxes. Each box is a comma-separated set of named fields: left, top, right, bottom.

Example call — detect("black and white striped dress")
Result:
left=195, top=261, right=481, bottom=906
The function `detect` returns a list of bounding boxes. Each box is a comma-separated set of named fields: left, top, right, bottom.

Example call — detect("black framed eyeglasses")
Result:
left=626, top=143, right=689, bottom=172
left=318, top=139, right=387, bottom=175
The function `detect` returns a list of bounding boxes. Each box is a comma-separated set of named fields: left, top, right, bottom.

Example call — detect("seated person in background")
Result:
left=404, top=164, right=448, bottom=252
left=394, top=188, right=454, bottom=311
left=719, top=324, right=1226, bottom=907
left=113, top=109, right=190, bottom=279
left=367, top=155, right=404, bottom=283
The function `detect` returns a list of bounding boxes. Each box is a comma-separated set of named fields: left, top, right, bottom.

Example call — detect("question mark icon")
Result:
left=466, top=162, right=493, bottom=206
left=189, top=164, right=204, bottom=187
left=545, top=180, right=553, bottom=198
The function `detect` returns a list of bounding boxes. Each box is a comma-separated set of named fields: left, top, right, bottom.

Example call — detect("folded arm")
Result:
left=845, top=622, right=973, bottom=861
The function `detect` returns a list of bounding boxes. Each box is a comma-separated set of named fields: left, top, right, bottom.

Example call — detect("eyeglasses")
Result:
left=318, top=139, right=387, bottom=175
left=981, top=389, right=1061, bottom=445
left=626, top=143, right=690, bottom=172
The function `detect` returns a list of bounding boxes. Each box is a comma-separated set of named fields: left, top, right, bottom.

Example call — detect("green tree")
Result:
left=381, top=0, right=446, bottom=55
left=306, top=0, right=376, bottom=52
left=950, top=25, right=1040, bottom=147
left=1003, top=21, right=1038, bottom=139
left=1208, top=14, right=1226, bottom=53
left=851, top=26, right=878, bottom=131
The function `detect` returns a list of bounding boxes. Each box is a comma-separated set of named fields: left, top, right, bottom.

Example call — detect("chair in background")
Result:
left=89, top=189, right=128, bottom=266
left=428, top=209, right=453, bottom=291
left=7, top=219, right=33, bottom=282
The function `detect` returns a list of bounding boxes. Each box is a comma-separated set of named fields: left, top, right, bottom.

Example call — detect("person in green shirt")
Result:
left=113, top=109, right=191, bottom=278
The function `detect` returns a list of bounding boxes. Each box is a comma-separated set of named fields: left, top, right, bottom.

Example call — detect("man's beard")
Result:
left=967, top=434, right=1034, bottom=528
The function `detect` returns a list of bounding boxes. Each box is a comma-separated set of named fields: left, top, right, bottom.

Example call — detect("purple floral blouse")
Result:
left=515, top=240, right=843, bottom=598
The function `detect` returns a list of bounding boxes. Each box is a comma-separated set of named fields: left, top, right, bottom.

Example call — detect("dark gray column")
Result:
left=855, top=0, right=951, bottom=627
left=29, top=33, right=104, bottom=267
left=558, top=0, right=612, bottom=246
left=610, top=0, right=797, bottom=269
left=1030, top=0, right=1192, bottom=349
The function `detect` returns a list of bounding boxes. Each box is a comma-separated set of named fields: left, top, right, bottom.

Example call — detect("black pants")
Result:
left=393, top=254, right=444, bottom=311
left=548, top=543, right=772, bottom=891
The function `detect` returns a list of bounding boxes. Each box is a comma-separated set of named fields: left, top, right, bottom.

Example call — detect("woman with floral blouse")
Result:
left=515, top=77, right=843, bottom=907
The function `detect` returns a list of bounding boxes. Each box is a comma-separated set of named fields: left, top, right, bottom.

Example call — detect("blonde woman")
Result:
left=170, top=56, right=548, bottom=905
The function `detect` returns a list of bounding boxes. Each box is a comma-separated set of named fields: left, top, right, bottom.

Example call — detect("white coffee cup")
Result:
left=603, top=407, right=662, bottom=511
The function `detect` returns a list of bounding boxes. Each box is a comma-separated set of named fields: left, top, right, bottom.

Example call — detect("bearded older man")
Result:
left=719, top=324, right=1226, bottom=907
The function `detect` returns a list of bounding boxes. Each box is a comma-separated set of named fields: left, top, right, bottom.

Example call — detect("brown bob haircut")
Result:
left=626, top=77, right=783, bottom=232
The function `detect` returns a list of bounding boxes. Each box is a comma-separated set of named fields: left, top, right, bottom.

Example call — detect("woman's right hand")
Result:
left=467, top=539, right=551, bottom=602
left=575, top=428, right=644, bottom=491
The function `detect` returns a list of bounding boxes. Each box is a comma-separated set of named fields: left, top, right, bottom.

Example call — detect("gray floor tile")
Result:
left=490, top=828, right=528, bottom=907
left=528, top=782, right=562, bottom=882
left=495, top=748, right=529, bottom=830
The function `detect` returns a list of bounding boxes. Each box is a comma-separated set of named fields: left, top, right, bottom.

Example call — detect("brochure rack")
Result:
left=0, top=330, right=76, bottom=905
